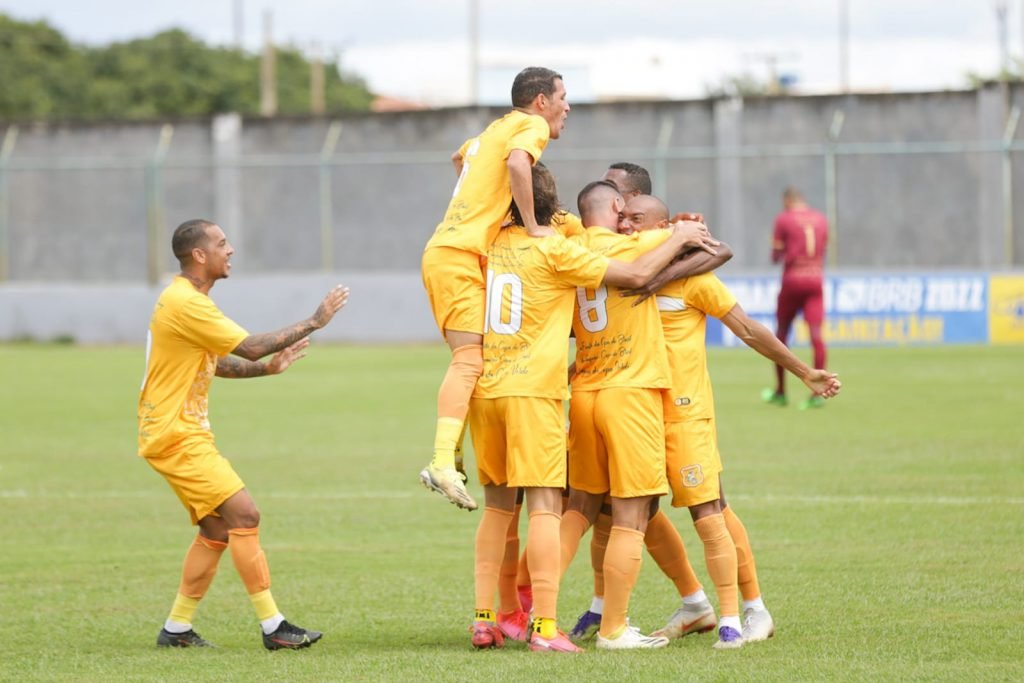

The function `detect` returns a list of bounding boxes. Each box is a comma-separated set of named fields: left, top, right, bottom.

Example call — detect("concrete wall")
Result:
left=2, top=85, right=1023, bottom=342
left=1, top=84, right=1022, bottom=286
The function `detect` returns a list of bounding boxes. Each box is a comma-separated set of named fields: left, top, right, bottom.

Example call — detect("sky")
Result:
left=2, top=0, right=1022, bottom=106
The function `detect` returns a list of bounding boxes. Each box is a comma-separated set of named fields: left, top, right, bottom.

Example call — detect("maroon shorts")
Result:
left=777, top=276, right=824, bottom=327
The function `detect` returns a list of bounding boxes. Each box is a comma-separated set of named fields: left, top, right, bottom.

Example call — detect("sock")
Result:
left=532, top=616, right=558, bottom=640
left=166, top=535, right=228, bottom=629
left=590, top=513, right=611, bottom=599
left=516, top=547, right=531, bottom=589
left=228, top=527, right=279, bottom=622
left=432, top=344, right=483, bottom=469
left=526, top=510, right=560, bottom=621
left=744, top=597, right=767, bottom=612
left=644, top=509, right=702, bottom=598
left=599, top=526, right=644, bottom=638
left=695, top=514, right=739, bottom=618
left=589, top=596, right=604, bottom=614
left=723, top=505, right=762, bottom=602
left=559, top=510, right=592, bottom=578
left=260, top=613, right=284, bottom=634
left=497, top=504, right=522, bottom=614
left=453, top=420, right=469, bottom=471
left=474, top=507, right=515, bottom=614
left=683, top=589, right=709, bottom=605
left=163, top=614, right=194, bottom=634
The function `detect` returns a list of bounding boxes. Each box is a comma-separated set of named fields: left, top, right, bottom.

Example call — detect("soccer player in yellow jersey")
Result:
left=567, top=164, right=729, bottom=643
left=420, top=66, right=570, bottom=511
left=618, top=194, right=841, bottom=649
left=467, top=165, right=712, bottom=653
left=139, top=219, right=349, bottom=650
left=557, top=180, right=715, bottom=650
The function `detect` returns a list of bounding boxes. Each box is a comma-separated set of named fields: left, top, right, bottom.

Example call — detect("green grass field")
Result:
left=1, top=343, right=1022, bottom=682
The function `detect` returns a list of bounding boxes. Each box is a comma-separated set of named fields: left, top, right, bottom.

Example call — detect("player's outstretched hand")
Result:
left=312, top=285, right=350, bottom=329
left=671, top=220, right=719, bottom=255
left=266, top=338, right=310, bottom=375
left=804, top=370, right=841, bottom=398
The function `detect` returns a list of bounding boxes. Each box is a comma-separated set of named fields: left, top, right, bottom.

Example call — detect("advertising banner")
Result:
left=706, top=273, right=995, bottom=347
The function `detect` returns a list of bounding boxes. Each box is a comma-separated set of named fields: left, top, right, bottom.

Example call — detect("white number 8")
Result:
left=576, top=286, right=609, bottom=333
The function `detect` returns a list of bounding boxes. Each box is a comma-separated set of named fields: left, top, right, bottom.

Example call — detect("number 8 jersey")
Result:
left=570, top=227, right=674, bottom=392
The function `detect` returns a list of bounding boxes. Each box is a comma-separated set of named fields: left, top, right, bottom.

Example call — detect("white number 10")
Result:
left=485, top=270, right=523, bottom=335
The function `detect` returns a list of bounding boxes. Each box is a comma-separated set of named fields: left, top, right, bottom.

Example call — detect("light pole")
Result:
left=839, top=0, right=849, bottom=93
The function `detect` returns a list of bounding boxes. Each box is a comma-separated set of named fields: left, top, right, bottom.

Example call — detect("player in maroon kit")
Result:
left=763, top=187, right=830, bottom=410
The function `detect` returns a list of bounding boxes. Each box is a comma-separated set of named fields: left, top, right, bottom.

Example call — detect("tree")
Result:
left=0, top=13, right=374, bottom=121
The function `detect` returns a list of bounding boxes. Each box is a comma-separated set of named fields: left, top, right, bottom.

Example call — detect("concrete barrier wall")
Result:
left=2, top=83, right=1022, bottom=285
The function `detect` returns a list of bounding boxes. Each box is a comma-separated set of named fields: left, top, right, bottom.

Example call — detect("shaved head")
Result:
left=576, top=180, right=622, bottom=225
left=619, top=195, right=669, bottom=235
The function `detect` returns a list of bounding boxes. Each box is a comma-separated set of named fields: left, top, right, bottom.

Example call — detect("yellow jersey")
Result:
left=657, top=273, right=737, bottom=422
left=570, top=227, right=673, bottom=391
left=138, top=277, right=249, bottom=457
left=475, top=227, right=609, bottom=399
left=426, top=110, right=550, bottom=256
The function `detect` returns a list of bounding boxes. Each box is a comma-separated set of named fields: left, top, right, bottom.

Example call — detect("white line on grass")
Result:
left=2, top=489, right=1022, bottom=505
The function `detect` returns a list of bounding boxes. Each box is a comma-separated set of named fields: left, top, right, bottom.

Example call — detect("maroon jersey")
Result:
left=772, top=207, right=828, bottom=280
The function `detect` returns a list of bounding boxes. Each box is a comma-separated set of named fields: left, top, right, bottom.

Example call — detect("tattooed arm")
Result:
left=231, top=285, right=349, bottom=361
left=217, top=339, right=310, bottom=378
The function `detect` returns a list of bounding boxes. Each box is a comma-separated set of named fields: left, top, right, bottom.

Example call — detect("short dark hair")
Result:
left=577, top=180, right=621, bottom=221
left=511, top=163, right=560, bottom=227
left=608, top=162, right=652, bottom=195
left=511, top=67, right=563, bottom=108
left=783, top=186, right=804, bottom=202
left=172, top=219, right=215, bottom=263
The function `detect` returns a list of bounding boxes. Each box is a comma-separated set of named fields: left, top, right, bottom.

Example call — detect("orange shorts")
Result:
left=568, top=387, right=668, bottom=499
left=145, top=438, right=246, bottom=525
left=421, top=246, right=485, bottom=337
left=664, top=418, right=722, bottom=508
left=469, top=396, right=567, bottom=489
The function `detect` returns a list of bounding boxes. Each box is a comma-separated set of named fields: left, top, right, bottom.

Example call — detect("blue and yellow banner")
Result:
left=706, top=273, right=1021, bottom=346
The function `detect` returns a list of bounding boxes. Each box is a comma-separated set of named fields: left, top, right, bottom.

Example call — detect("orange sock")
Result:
left=590, top=513, right=611, bottom=599
left=178, top=535, right=228, bottom=599
left=474, top=507, right=515, bottom=612
left=498, top=504, right=522, bottom=614
left=516, top=547, right=531, bottom=588
left=600, top=526, right=644, bottom=637
left=228, top=527, right=280, bottom=621
left=694, top=514, right=739, bottom=618
left=526, top=511, right=561, bottom=620
left=559, top=510, right=591, bottom=578
left=432, top=344, right=483, bottom=469
left=228, top=527, right=271, bottom=594
left=723, top=505, right=762, bottom=601
left=644, top=510, right=702, bottom=598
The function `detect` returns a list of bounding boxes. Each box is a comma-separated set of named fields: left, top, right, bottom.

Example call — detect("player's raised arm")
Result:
left=232, top=285, right=349, bottom=361
left=719, top=303, right=841, bottom=398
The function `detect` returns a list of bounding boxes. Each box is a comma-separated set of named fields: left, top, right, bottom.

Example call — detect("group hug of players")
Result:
left=418, top=66, right=841, bottom=653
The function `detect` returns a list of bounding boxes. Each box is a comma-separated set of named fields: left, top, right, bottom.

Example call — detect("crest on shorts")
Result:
left=681, top=464, right=703, bottom=487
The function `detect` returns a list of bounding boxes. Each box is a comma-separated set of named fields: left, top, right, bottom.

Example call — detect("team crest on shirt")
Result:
left=681, top=464, right=703, bottom=488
